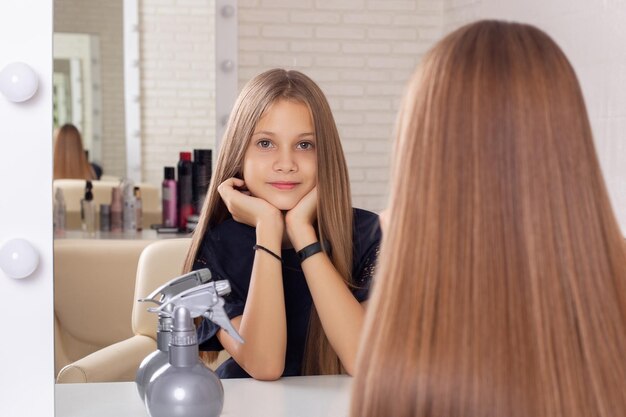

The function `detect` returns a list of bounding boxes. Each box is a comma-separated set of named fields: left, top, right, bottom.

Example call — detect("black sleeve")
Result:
left=350, top=209, right=382, bottom=302
left=192, top=228, right=252, bottom=351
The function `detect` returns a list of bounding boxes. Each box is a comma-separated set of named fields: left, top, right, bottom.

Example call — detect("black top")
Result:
left=192, top=208, right=381, bottom=379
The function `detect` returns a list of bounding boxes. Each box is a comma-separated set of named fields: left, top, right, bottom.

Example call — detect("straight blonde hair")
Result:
left=183, top=69, right=354, bottom=375
left=352, top=20, right=626, bottom=417
left=53, top=124, right=95, bottom=180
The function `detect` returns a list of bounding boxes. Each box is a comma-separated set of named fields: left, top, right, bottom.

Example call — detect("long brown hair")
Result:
left=183, top=69, right=354, bottom=374
left=53, top=123, right=95, bottom=180
left=352, top=20, right=626, bottom=416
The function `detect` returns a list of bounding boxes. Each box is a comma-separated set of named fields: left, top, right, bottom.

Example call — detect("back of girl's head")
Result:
left=53, top=123, right=94, bottom=180
left=352, top=20, right=626, bottom=417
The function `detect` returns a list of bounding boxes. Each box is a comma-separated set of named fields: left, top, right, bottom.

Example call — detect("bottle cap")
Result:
left=193, top=149, right=212, bottom=164
left=164, top=166, right=175, bottom=180
left=85, top=180, right=94, bottom=201
left=179, top=152, right=192, bottom=161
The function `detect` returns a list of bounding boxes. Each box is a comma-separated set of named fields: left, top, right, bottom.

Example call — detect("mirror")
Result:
left=47, top=0, right=626, bottom=390
left=52, top=0, right=238, bottom=382
left=53, top=0, right=132, bottom=180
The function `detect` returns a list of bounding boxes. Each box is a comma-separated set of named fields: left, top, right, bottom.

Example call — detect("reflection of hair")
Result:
left=183, top=68, right=353, bottom=374
left=352, top=20, right=626, bottom=416
left=53, top=123, right=95, bottom=180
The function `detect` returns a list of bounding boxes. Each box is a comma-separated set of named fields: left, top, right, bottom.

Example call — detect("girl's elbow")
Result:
left=248, top=363, right=284, bottom=381
left=242, top=356, right=284, bottom=381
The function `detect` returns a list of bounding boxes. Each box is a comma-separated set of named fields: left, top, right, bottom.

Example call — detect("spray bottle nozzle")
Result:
left=138, top=268, right=213, bottom=307
left=148, top=281, right=244, bottom=344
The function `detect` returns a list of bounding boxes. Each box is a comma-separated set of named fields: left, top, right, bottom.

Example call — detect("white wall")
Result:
left=443, top=0, right=626, bottom=233
left=0, top=2, right=54, bottom=417
left=140, top=0, right=217, bottom=185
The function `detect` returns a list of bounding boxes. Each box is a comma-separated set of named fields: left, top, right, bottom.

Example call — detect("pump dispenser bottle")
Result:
left=145, top=306, right=224, bottom=417
left=81, top=180, right=96, bottom=235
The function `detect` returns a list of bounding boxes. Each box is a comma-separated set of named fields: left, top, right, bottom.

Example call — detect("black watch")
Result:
left=297, top=240, right=331, bottom=263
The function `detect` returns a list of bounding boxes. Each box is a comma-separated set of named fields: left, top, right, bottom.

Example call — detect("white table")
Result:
left=55, top=375, right=353, bottom=417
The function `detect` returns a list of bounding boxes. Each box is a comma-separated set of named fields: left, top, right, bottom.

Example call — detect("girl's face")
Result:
left=242, top=99, right=317, bottom=211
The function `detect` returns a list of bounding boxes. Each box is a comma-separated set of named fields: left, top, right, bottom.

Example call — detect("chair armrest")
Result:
left=56, top=335, right=156, bottom=383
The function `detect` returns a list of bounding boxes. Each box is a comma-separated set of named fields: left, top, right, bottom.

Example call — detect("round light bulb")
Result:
left=0, top=62, right=39, bottom=103
left=0, top=239, right=40, bottom=279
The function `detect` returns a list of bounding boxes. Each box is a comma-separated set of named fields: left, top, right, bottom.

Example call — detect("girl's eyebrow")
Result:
left=252, top=130, right=275, bottom=136
left=252, top=130, right=315, bottom=138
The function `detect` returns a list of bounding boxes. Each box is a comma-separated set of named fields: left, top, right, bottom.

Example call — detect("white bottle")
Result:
left=53, top=188, right=66, bottom=235
left=122, top=179, right=137, bottom=232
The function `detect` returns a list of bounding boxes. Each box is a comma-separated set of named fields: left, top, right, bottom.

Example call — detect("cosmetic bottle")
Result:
left=145, top=306, right=224, bottom=417
left=100, top=204, right=111, bottom=232
left=135, top=268, right=213, bottom=402
left=162, top=167, right=177, bottom=228
left=81, top=180, right=96, bottom=236
left=110, top=186, right=123, bottom=232
left=134, top=186, right=143, bottom=231
left=192, top=149, right=212, bottom=214
left=177, top=152, right=193, bottom=231
left=122, top=179, right=137, bottom=232
left=53, top=188, right=66, bottom=235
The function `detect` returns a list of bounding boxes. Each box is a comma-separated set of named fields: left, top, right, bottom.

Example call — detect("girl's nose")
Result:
left=273, top=149, right=297, bottom=173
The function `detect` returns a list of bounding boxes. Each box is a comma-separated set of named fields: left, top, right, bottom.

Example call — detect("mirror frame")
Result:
left=0, top=1, right=237, bottom=415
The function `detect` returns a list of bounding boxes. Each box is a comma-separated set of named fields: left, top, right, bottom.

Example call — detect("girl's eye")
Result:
left=257, top=139, right=273, bottom=149
left=297, top=141, right=314, bottom=150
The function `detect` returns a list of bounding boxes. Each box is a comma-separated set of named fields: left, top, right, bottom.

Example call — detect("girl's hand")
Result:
left=285, top=187, right=318, bottom=249
left=218, top=177, right=282, bottom=228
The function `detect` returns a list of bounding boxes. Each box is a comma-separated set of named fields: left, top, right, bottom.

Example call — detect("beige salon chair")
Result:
left=57, top=238, right=229, bottom=383
left=54, top=239, right=154, bottom=376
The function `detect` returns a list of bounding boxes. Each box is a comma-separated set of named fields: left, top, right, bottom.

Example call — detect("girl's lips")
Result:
left=269, top=182, right=298, bottom=190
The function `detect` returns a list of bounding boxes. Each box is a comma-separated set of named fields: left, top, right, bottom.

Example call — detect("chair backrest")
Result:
left=132, top=238, right=193, bottom=337
left=54, top=238, right=153, bottom=374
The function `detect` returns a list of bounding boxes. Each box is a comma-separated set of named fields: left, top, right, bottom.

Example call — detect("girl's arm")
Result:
left=289, top=223, right=366, bottom=376
left=214, top=178, right=287, bottom=380
left=285, top=188, right=366, bottom=375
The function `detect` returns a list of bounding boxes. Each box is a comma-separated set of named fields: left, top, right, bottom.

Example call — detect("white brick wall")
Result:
left=140, top=0, right=216, bottom=186
left=443, top=0, right=626, bottom=233
left=239, top=0, right=443, bottom=211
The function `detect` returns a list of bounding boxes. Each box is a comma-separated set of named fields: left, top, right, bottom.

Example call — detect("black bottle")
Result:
left=192, top=149, right=212, bottom=214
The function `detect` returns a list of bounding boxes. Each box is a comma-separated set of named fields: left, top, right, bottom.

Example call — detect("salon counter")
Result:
left=55, top=375, right=353, bottom=417
left=55, top=229, right=190, bottom=240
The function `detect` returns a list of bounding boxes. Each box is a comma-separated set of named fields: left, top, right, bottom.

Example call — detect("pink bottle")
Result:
left=162, top=167, right=178, bottom=228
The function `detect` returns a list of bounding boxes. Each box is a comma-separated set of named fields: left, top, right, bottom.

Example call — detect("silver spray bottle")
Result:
left=135, top=268, right=213, bottom=401
left=145, top=305, right=224, bottom=417
left=139, top=275, right=244, bottom=417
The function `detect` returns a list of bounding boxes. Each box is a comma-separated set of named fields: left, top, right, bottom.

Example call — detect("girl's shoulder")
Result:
left=194, top=218, right=256, bottom=275
left=352, top=208, right=381, bottom=245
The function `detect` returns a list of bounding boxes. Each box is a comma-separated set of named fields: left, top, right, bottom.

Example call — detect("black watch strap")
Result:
left=297, top=240, right=331, bottom=263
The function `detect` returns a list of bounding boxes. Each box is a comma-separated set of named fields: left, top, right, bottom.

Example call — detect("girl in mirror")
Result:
left=53, top=123, right=96, bottom=180
left=351, top=20, right=626, bottom=416
left=183, top=68, right=381, bottom=380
